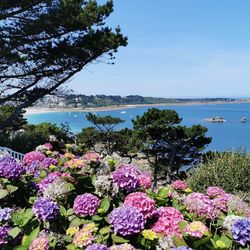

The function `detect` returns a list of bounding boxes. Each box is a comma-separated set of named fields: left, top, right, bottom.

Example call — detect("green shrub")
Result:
left=187, top=151, right=250, bottom=193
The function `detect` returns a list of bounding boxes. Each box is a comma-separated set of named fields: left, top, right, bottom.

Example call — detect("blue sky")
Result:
left=68, top=0, right=250, bottom=98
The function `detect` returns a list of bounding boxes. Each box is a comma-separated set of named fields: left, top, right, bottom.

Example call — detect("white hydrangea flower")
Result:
left=223, top=215, right=243, bottom=231
left=43, top=179, right=70, bottom=201
left=49, top=135, right=57, bottom=142
left=94, top=175, right=112, bottom=196
left=156, top=236, right=176, bottom=250
left=35, top=145, right=48, bottom=153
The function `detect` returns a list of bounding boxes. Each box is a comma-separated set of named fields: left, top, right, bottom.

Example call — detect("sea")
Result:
left=25, top=102, right=250, bottom=152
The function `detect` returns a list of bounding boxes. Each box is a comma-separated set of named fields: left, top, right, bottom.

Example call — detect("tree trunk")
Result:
left=153, top=162, right=159, bottom=189
left=166, top=147, right=176, bottom=184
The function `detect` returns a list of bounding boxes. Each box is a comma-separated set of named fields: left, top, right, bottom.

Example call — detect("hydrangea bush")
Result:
left=0, top=148, right=249, bottom=249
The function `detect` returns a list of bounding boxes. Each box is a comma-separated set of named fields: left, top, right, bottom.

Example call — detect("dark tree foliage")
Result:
left=133, top=108, right=211, bottom=187
left=0, top=0, right=127, bottom=130
left=77, top=113, right=139, bottom=161
left=78, top=113, right=124, bottom=155
left=0, top=105, right=27, bottom=133
left=0, top=122, right=74, bottom=153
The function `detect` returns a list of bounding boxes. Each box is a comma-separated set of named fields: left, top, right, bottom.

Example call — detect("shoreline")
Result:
left=24, top=99, right=250, bottom=115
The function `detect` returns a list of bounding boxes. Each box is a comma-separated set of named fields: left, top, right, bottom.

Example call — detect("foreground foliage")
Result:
left=187, top=151, right=250, bottom=194
left=0, top=145, right=249, bottom=249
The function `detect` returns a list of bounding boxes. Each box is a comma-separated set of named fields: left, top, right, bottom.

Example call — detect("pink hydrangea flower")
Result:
left=206, top=186, right=225, bottom=198
left=124, top=192, right=155, bottom=219
left=184, top=192, right=218, bottom=219
left=43, top=143, right=53, bottom=150
left=73, top=229, right=94, bottom=247
left=64, top=159, right=86, bottom=169
left=138, top=172, right=152, bottom=189
left=184, top=221, right=209, bottom=238
left=83, top=152, right=101, bottom=163
left=212, top=193, right=230, bottom=213
left=151, top=207, right=184, bottom=237
left=64, top=152, right=75, bottom=159
left=227, top=195, right=250, bottom=217
left=23, top=151, right=46, bottom=165
left=29, top=237, right=49, bottom=250
left=171, top=180, right=188, bottom=191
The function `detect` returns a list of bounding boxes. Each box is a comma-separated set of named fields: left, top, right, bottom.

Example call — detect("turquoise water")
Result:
left=25, top=103, right=250, bottom=151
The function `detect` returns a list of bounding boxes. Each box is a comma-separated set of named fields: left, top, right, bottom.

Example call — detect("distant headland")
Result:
left=24, top=95, right=250, bottom=115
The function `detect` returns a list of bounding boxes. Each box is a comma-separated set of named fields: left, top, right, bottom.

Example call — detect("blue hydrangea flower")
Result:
left=32, top=197, right=59, bottom=222
left=231, top=218, right=250, bottom=246
left=109, top=206, right=145, bottom=236
left=86, top=243, right=108, bottom=250
left=0, top=208, right=12, bottom=223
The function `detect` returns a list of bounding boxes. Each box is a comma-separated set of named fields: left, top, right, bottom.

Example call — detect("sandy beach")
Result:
left=24, top=99, right=250, bottom=115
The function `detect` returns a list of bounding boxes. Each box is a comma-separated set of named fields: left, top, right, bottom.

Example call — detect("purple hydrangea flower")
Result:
left=0, top=155, right=15, bottom=163
left=0, top=208, right=12, bottom=222
left=73, top=193, right=100, bottom=217
left=109, top=206, right=145, bottom=236
left=26, top=160, right=41, bottom=177
left=0, top=226, right=9, bottom=245
left=33, top=197, right=59, bottom=221
left=38, top=172, right=65, bottom=191
left=0, top=160, right=25, bottom=180
left=231, top=218, right=250, bottom=246
left=111, top=164, right=139, bottom=192
left=41, top=158, right=58, bottom=168
left=86, top=243, right=108, bottom=250
left=171, top=247, right=193, bottom=250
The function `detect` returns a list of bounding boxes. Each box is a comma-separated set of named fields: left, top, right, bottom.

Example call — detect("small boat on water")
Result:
left=240, top=117, right=247, bottom=122
left=120, top=111, right=126, bottom=114
left=204, top=116, right=226, bottom=122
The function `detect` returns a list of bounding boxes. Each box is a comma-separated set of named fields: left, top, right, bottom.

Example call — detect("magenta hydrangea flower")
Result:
left=23, top=151, right=46, bottom=165
left=231, top=218, right=250, bottom=246
left=86, top=243, right=108, bottom=250
left=171, top=180, right=188, bottom=191
left=138, top=172, right=152, bottom=189
left=109, top=206, right=145, bottom=236
left=124, top=192, right=155, bottom=219
left=38, top=172, right=70, bottom=192
left=33, top=197, right=59, bottom=221
left=206, top=186, right=225, bottom=198
left=111, top=164, right=140, bottom=192
left=41, top=157, right=58, bottom=168
left=150, top=207, right=184, bottom=237
left=83, top=152, right=101, bottom=163
left=184, top=192, right=218, bottom=219
left=73, top=193, right=100, bottom=217
left=29, top=237, right=49, bottom=250
left=0, top=226, right=10, bottom=245
left=0, top=159, right=25, bottom=180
